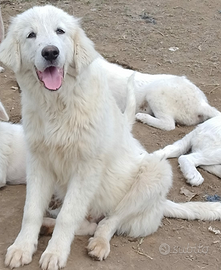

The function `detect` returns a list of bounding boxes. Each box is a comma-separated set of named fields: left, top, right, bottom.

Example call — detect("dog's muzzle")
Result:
left=36, top=46, right=64, bottom=91
left=42, top=45, right=59, bottom=62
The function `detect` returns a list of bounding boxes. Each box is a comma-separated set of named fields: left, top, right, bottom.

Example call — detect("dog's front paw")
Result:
left=40, top=251, right=67, bottom=270
left=5, top=243, right=35, bottom=268
left=87, top=236, right=110, bottom=261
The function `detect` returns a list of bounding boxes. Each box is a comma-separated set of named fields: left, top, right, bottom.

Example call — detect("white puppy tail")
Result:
left=124, top=72, right=136, bottom=129
left=164, top=199, right=221, bottom=220
left=0, top=102, right=9, bottom=121
left=0, top=7, right=4, bottom=43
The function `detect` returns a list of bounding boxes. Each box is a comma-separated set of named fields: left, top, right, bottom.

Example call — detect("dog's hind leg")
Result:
left=135, top=113, right=175, bottom=130
left=87, top=155, right=172, bottom=260
left=41, top=217, right=97, bottom=236
left=178, top=153, right=204, bottom=186
left=200, top=164, right=221, bottom=178
left=154, top=131, right=193, bottom=159
left=178, top=149, right=221, bottom=186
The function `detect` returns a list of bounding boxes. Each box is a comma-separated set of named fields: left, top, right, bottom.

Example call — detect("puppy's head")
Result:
left=0, top=5, right=98, bottom=91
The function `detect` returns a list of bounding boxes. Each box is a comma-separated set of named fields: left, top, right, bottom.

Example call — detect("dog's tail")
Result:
left=164, top=199, right=221, bottom=220
left=124, top=72, right=136, bottom=130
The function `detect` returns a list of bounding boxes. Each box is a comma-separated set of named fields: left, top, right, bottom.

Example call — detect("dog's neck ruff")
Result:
left=36, top=66, right=64, bottom=91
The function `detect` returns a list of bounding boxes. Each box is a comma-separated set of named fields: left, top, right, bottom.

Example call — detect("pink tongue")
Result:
left=37, top=67, right=63, bottom=90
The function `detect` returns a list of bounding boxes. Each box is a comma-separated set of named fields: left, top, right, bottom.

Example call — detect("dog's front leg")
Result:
left=5, top=157, right=54, bottom=269
left=39, top=168, right=100, bottom=270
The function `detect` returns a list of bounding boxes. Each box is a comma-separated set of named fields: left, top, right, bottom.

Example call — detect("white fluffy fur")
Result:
left=155, top=115, right=221, bottom=186
left=0, top=102, right=26, bottom=187
left=1, top=6, right=221, bottom=270
left=95, top=57, right=220, bottom=130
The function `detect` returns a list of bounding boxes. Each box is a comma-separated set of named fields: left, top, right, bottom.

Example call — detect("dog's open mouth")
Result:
left=36, top=66, right=64, bottom=91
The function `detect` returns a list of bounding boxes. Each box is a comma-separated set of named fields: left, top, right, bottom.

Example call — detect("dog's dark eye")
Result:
left=27, top=32, right=36, bottom=38
left=56, top=28, right=65, bottom=35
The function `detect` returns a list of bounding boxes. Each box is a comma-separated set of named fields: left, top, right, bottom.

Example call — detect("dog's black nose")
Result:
left=42, top=46, right=59, bottom=62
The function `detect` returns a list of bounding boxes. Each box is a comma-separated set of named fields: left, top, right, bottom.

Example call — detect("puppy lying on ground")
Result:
left=0, top=8, right=219, bottom=131
left=0, top=102, right=26, bottom=188
left=95, top=57, right=220, bottom=130
left=1, top=6, right=221, bottom=270
left=155, top=115, right=221, bottom=186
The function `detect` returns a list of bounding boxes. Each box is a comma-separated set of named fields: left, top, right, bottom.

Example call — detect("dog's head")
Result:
left=0, top=5, right=98, bottom=91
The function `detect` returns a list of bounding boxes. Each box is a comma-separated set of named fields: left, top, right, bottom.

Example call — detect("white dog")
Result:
left=1, top=6, right=221, bottom=270
left=0, top=102, right=26, bottom=187
left=95, top=57, right=220, bottom=130
left=155, top=115, right=221, bottom=186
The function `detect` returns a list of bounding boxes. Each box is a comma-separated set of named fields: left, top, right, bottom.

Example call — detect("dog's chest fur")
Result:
left=19, top=67, right=121, bottom=182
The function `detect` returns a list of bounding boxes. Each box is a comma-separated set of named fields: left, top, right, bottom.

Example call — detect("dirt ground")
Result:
left=0, top=0, right=221, bottom=269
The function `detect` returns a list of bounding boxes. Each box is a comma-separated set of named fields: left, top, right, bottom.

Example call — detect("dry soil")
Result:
left=0, top=0, right=221, bottom=269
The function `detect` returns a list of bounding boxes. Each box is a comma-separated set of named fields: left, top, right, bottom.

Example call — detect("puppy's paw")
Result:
left=87, top=236, right=110, bottom=261
left=181, top=169, right=204, bottom=186
left=0, top=66, right=4, bottom=73
left=186, top=173, right=204, bottom=186
left=5, top=243, right=35, bottom=268
left=153, top=149, right=166, bottom=160
left=135, top=113, right=146, bottom=123
left=40, top=251, right=67, bottom=270
left=178, top=157, right=204, bottom=186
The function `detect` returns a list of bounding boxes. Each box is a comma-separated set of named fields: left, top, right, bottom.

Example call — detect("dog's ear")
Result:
left=0, top=7, right=4, bottom=43
left=72, top=26, right=98, bottom=74
left=0, top=19, right=21, bottom=73
left=0, top=102, right=9, bottom=121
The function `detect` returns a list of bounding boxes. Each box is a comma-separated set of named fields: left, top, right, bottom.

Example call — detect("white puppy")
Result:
left=1, top=6, right=221, bottom=270
left=0, top=102, right=26, bottom=187
left=155, top=115, right=221, bottom=186
left=95, top=57, right=220, bottom=130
